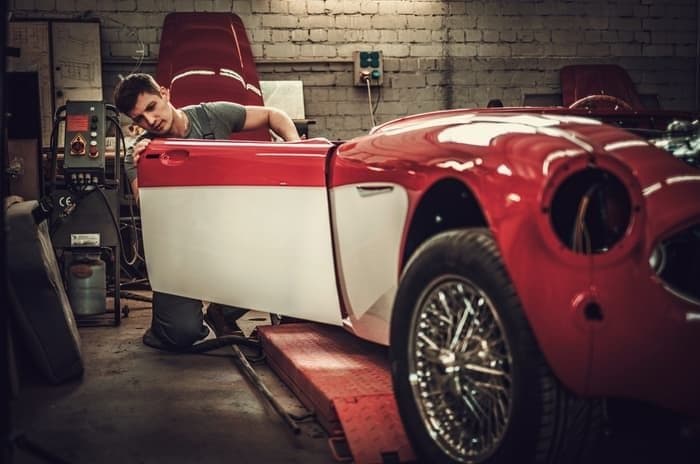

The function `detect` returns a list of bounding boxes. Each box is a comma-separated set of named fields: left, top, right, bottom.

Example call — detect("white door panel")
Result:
left=141, top=185, right=342, bottom=326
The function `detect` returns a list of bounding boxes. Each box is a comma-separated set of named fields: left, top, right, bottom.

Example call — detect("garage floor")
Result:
left=9, top=294, right=699, bottom=464
left=10, top=296, right=335, bottom=464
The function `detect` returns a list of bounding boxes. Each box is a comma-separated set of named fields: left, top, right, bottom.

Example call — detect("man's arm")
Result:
left=243, top=106, right=301, bottom=141
left=130, top=178, right=139, bottom=203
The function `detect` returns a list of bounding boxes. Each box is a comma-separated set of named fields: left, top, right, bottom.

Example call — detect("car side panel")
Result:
left=329, top=183, right=409, bottom=344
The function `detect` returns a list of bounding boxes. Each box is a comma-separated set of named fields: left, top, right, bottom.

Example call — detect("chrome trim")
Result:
left=662, top=284, right=700, bottom=307
left=356, top=185, right=394, bottom=197
left=408, top=275, right=512, bottom=462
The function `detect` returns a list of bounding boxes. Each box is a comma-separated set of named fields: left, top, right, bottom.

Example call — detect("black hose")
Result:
left=151, top=334, right=261, bottom=354
left=48, top=107, right=66, bottom=194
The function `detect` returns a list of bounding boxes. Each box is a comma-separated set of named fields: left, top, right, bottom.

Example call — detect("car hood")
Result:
left=353, top=109, right=700, bottom=253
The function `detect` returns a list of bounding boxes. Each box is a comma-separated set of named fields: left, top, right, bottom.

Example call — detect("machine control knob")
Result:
left=71, top=139, right=85, bottom=154
left=89, top=146, right=99, bottom=158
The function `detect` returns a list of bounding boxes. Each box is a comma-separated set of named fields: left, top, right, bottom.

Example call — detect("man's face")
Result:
left=128, top=87, right=173, bottom=135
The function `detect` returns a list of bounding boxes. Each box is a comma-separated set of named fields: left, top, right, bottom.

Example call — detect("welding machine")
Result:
left=43, top=101, right=127, bottom=326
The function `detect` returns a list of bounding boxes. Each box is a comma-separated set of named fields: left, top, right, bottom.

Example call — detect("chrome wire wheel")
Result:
left=407, top=274, right=513, bottom=462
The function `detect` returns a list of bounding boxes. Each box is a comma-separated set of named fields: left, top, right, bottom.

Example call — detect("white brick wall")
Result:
left=9, top=0, right=698, bottom=140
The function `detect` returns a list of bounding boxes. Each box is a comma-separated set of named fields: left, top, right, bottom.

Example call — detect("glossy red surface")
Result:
left=141, top=105, right=700, bottom=418
left=259, top=323, right=415, bottom=462
left=560, top=64, right=645, bottom=109
left=138, top=138, right=335, bottom=188
left=156, top=12, right=270, bottom=141
left=138, top=4, right=700, bottom=424
left=333, top=109, right=700, bottom=415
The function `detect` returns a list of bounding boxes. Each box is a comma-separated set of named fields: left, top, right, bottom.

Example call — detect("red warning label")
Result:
left=67, top=114, right=89, bottom=132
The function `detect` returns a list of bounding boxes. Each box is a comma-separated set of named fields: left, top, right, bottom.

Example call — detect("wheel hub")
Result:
left=408, top=276, right=513, bottom=462
left=438, top=348, right=457, bottom=367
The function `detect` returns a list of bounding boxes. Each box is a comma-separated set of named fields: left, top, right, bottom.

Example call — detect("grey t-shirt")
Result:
left=123, top=101, right=247, bottom=183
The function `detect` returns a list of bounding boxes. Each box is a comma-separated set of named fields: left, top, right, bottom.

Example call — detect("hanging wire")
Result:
left=372, top=81, right=382, bottom=115
left=365, top=78, right=377, bottom=127
left=102, top=15, right=146, bottom=74
left=571, top=185, right=598, bottom=254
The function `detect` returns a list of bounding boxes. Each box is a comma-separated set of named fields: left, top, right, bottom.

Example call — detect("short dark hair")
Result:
left=113, top=73, right=161, bottom=115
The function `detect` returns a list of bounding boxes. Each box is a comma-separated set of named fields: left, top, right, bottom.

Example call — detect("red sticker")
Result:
left=67, top=114, right=89, bottom=132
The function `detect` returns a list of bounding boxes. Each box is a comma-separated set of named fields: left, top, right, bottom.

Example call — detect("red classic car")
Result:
left=137, top=106, right=700, bottom=463
left=136, top=12, right=699, bottom=464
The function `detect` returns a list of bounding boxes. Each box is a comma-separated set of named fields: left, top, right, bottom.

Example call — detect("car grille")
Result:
left=650, top=223, right=700, bottom=304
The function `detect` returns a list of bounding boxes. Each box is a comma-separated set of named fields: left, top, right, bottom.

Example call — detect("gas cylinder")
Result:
left=67, top=254, right=106, bottom=316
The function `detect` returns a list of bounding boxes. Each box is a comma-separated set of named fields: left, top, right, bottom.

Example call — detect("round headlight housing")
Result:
left=549, top=168, right=632, bottom=254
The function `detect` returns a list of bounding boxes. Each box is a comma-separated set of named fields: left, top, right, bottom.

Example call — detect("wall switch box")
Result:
left=353, top=50, right=383, bottom=86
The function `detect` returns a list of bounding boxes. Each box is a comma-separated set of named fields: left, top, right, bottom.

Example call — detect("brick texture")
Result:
left=9, top=0, right=698, bottom=140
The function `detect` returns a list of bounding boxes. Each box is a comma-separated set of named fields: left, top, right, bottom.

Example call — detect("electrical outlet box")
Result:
left=353, top=50, right=383, bottom=86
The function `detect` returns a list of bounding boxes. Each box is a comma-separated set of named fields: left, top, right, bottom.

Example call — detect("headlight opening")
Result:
left=549, top=168, right=632, bottom=255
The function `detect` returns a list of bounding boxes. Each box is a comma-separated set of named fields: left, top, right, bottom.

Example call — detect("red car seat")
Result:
left=560, top=64, right=645, bottom=110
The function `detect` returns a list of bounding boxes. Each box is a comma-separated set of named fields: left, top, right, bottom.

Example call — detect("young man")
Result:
left=113, top=73, right=300, bottom=349
left=114, top=72, right=300, bottom=201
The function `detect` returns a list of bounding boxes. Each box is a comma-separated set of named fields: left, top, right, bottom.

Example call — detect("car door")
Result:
left=138, top=137, right=343, bottom=325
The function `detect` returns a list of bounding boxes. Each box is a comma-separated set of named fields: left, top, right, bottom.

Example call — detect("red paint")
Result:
left=560, top=64, right=646, bottom=109
left=259, top=323, right=415, bottom=462
left=138, top=138, right=334, bottom=188
left=141, top=103, right=700, bottom=418
left=330, top=109, right=700, bottom=416
left=156, top=12, right=270, bottom=141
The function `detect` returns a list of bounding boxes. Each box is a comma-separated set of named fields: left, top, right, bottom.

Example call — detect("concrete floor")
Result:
left=9, top=295, right=699, bottom=464
left=10, top=297, right=336, bottom=464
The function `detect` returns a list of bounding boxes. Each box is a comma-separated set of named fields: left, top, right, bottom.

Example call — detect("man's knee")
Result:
left=150, top=292, right=208, bottom=348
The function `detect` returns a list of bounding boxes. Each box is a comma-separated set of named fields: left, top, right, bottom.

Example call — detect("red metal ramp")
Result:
left=258, top=323, right=416, bottom=464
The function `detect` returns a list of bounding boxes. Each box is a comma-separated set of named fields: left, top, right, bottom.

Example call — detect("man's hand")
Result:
left=131, top=138, right=151, bottom=165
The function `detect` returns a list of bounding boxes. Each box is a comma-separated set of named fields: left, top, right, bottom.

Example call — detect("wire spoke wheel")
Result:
left=392, top=229, right=604, bottom=464
left=407, top=275, right=513, bottom=461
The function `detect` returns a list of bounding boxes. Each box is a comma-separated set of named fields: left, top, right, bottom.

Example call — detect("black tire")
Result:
left=390, top=228, right=602, bottom=464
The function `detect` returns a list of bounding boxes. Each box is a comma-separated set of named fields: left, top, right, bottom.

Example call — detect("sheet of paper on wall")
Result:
left=260, top=81, right=306, bottom=120
left=51, top=21, right=103, bottom=108
left=51, top=22, right=102, bottom=88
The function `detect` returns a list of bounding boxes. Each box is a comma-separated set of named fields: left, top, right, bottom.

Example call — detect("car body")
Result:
left=138, top=105, right=700, bottom=463
left=142, top=12, right=699, bottom=464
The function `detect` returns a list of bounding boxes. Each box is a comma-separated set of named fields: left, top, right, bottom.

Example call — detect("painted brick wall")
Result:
left=9, top=0, right=699, bottom=140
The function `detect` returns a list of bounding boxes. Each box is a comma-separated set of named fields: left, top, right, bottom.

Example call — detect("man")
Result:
left=113, top=73, right=300, bottom=350
left=114, top=73, right=300, bottom=201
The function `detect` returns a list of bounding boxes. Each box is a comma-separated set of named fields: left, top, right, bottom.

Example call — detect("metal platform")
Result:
left=258, top=323, right=416, bottom=464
